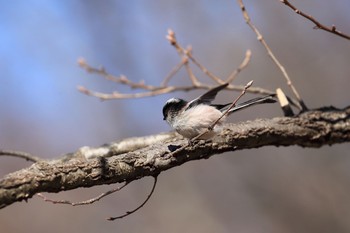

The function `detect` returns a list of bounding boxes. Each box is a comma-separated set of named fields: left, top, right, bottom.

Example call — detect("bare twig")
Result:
left=166, top=29, right=224, bottom=84
left=37, top=182, right=129, bottom=206
left=78, top=55, right=268, bottom=100
left=281, top=0, right=350, bottom=40
left=77, top=85, right=175, bottom=100
left=161, top=57, right=187, bottom=87
left=226, top=49, right=252, bottom=83
left=78, top=58, right=157, bottom=91
left=78, top=29, right=274, bottom=101
left=107, top=176, right=158, bottom=221
left=37, top=175, right=158, bottom=221
left=0, top=150, right=41, bottom=163
left=183, top=55, right=201, bottom=86
left=237, top=0, right=307, bottom=111
left=78, top=83, right=274, bottom=100
left=187, top=49, right=223, bottom=84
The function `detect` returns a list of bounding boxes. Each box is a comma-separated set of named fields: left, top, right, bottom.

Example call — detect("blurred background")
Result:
left=1, top=0, right=350, bottom=232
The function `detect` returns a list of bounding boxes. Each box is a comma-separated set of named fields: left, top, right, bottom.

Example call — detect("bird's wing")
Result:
left=186, top=83, right=229, bottom=110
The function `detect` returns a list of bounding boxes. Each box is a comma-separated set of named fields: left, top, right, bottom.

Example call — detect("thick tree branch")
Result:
left=0, top=106, right=349, bottom=209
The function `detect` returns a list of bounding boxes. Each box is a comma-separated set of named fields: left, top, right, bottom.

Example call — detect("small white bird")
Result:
left=162, top=83, right=276, bottom=139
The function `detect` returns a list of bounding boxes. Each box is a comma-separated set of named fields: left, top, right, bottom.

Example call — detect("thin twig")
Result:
left=237, top=0, right=307, bottom=111
left=161, top=57, right=187, bottom=87
left=78, top=58, right=156, bottom=91
left=226, top=49, right=252, bottom=83
left=165, top=29, right=202, bottom=87
left=186, top=48, right=223, bottom=84
left=78, top=83, right=274, bottom=100
left=77, top=85, right=176, bottom=100
left=184, top=61, right=201, bottom=86
left=183, top=45, right=201, bottom=86
left=107, top=176, right=158, bottom=221
left=79, top=29, right=274, bottom=101
left=37, top=182, right=129, bottom=206
left=166, top=29, right=224, bottom=84
left=0, top=150, right=41, bottom=163
left=281, top=0, right=350, bottom=40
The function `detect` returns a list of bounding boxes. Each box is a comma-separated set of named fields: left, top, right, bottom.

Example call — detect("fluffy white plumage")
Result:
left=172, top=104, right=225, bottom=139
left=162, top=82, right=276, bottom=140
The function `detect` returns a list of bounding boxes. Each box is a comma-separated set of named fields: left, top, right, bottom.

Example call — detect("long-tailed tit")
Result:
left=162, top=83, right=276, bottom=139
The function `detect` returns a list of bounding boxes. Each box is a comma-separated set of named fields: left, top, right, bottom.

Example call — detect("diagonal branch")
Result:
left=107, top=176, right=158, bottom=221
left=1, top=106, right=349, bottom=209
left=166, top=30, right=223, bottom=84
left=237, top=0, right=307, bottom=111
left=280, top=0, right=350, bottom=40
left=226, top=49, right=252, bottom=83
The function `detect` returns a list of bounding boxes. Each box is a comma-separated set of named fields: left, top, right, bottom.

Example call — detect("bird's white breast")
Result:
left=172, top=105, right=225, bottom=139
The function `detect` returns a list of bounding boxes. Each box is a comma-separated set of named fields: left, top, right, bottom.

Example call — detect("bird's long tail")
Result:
left=219, top=94, right=276, bottom=114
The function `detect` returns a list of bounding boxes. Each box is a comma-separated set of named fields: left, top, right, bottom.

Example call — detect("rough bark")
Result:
left=0, top=106, right=349, bottom=209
